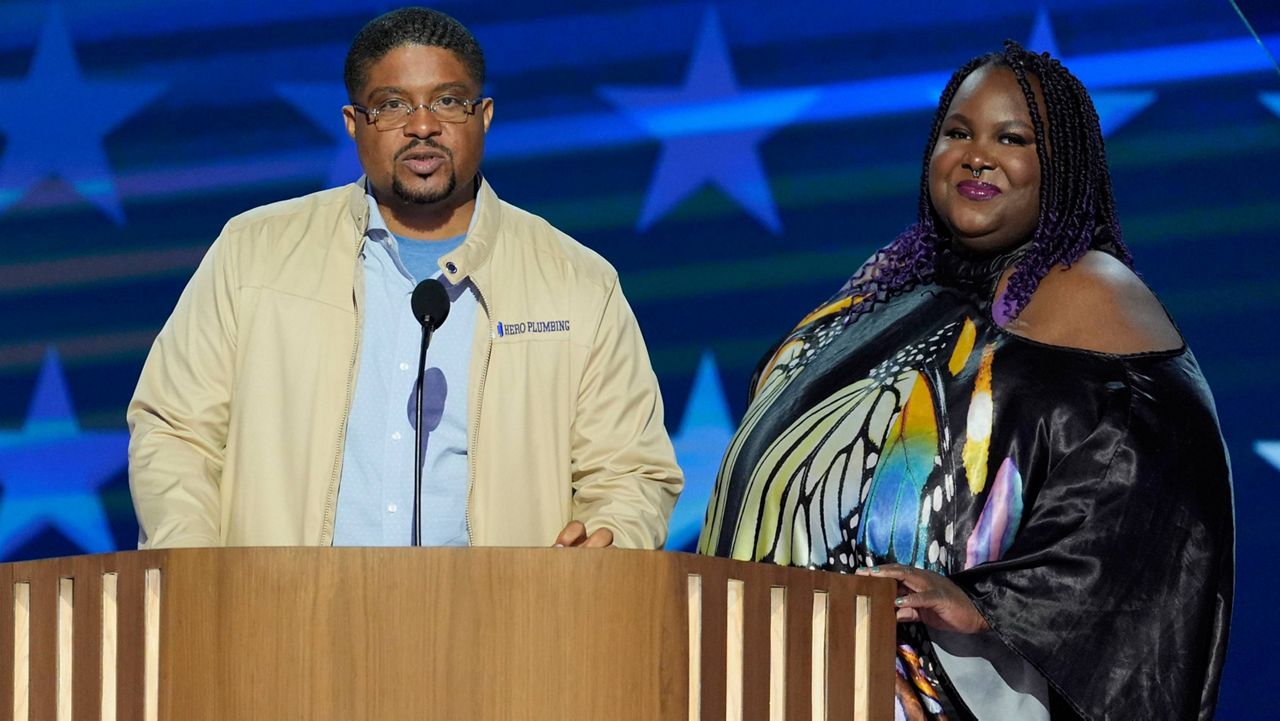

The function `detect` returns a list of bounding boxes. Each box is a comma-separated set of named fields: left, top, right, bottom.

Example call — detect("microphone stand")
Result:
left=412, top=316, right=437, bottom=547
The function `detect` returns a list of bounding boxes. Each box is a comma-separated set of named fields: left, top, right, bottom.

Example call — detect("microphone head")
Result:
left=411, top=278, right=451, bottom=330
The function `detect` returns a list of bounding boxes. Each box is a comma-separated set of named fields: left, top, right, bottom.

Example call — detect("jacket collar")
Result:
left=346, top=177, right=372, bottom=239
left=440, top=175, right=500, bottom=285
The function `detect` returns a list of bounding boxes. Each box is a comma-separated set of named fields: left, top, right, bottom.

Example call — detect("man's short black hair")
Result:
left=343, top=7, right=486, bottom=100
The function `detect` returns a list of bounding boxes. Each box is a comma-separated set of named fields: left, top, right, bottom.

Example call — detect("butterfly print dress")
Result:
left=698, top=246, right=1233, bottom=721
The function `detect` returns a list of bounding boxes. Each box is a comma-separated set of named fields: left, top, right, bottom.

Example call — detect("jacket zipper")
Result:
left=466, top=282, right=492, bottom=546
left=320, top=237, right=364, bottom=545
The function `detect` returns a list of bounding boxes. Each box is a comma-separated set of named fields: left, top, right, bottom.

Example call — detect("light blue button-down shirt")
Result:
left=333, top=193, right=479, bottom=546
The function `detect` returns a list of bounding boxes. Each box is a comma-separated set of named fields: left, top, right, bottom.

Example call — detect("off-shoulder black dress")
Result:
left=698, top=246, right=1233, bottom=721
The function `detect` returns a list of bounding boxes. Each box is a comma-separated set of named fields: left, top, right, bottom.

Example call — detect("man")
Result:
left=127, top=8, right=682, bottom=550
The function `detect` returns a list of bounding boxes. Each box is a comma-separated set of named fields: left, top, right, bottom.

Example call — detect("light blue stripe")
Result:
left=488, top=34, right=1278, bottom=160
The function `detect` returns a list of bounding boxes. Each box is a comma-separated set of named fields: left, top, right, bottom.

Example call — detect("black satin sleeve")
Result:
left=949, top=349, right=1234, bottom=721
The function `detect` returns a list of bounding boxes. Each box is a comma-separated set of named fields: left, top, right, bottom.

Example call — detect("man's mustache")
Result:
left=395, top=139, right=452, bottom=161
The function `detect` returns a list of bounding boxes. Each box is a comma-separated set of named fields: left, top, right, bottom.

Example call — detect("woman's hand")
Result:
left=855, top=564, right=990, bottom=634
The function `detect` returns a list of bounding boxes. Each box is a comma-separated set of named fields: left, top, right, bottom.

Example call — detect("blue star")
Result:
left=666, top=351, right=736, bottom=551
left=0, top=5, right=165, bottom=223
left=1258, top=441, right=1280, bottom=472
left=1026, top=6, right=1062, bottom=57
left=1026, top=7, right=1157, bottom=137
left=1261, top=93, right=1280, bottom=117
left=599, top=7, right=818, bottom=233
left=0, top=347, right=125, bottom=558
left=277, top=82, right=363, bottom=188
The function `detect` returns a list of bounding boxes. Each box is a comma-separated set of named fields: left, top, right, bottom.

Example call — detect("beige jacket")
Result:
left=128, top=178, right=682, bottom=549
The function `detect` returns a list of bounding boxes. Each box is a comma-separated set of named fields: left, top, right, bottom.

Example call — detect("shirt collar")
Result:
left=362, top=186, right=484, bottom=247
left=363, top=187, right=484, bottom=281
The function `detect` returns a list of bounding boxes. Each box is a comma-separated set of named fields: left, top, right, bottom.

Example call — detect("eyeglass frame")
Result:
left=349, top=96, right=491, bottom=129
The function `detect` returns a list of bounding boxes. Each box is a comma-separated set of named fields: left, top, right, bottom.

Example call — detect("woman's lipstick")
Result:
left=957, top=180, right=1001, bottom=200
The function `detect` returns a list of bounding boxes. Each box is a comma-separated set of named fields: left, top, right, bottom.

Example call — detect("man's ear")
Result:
left=343, top=105, right=358, bottom=140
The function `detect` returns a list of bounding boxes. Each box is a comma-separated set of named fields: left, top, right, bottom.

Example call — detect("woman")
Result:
left=698, top=42, right=1232, bottom=720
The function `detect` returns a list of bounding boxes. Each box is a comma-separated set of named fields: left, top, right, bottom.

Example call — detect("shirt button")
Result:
left=387, top=503, right=397, bottom=513
left=399, top=362, right=410, bottom=371
left=391, top=431, right=402, bottom=441
left=445, top=261, right=458, bottom=274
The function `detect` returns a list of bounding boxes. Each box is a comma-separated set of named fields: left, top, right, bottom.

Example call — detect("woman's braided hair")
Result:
left=841, top=40, right=1131, bottom=323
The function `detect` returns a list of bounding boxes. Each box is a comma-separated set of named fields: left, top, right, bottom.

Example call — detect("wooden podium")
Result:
left=0, top=548, right=896, bottom=720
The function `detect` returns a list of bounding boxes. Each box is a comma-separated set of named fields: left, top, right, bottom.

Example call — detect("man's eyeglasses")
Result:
left=351, top=96, right=488, bottom=130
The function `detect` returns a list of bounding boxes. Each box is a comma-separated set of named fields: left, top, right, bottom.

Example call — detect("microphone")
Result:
left=411, top=279, right=451, bottom=331
left=409, top=279, right=450, bottom=546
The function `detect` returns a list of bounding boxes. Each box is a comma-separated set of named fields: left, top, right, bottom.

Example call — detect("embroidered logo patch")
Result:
left=496, top=320, right=570, bottom=337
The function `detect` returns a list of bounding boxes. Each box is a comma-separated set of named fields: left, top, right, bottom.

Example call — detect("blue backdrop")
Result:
left=0, top=0, right=1275, bottom=714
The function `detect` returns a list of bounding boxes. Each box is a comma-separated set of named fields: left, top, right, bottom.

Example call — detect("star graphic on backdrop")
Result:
left=0, top=5, right=165, bottom=223
left=278, top=82, right=363, bottom=187
left=1025, top=7, right=1157, bottom=137
left=1257, top=441, right=1280, bottom=472
left=1261, top=93, right=1280, bottom=118
left=666, top=351, right=736, bottom=551
left=0, top=347, right=125, bottom=558
left=599, top=7, right=818, bottom=234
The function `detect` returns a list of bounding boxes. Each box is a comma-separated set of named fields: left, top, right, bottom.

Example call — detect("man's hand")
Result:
left=855, top=564, right=989, bottom=634
left=553, top=521, right=614, bottom=548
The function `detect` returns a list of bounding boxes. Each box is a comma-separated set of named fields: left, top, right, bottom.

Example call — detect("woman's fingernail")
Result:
left=871, top=567, right=881, bottom=574
left=894, top=597, right=904, bottom=607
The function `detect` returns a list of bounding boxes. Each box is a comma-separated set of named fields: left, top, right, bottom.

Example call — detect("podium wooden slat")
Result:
left=0, top=548, right=895, bottom=720
left=784, top=576, right=814, bottom=721
left=826, top=586, right=856, bottom=721
left=740, top=577, right=771, bottom=721
left=70, top=561, right=101, bottom=721
left=699, top=565, right=728, bottom=721
left=0, top=563, right=14, bottom=721
left=114, top=558, right=145, bottom=721
left=27, top=564, right=57, bottom=721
